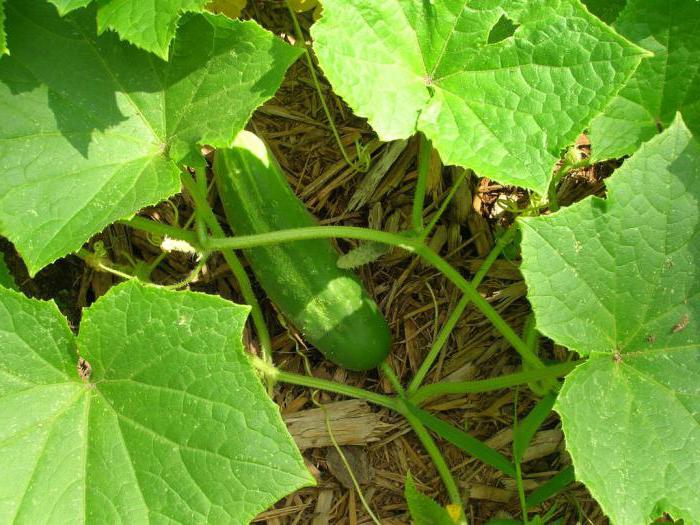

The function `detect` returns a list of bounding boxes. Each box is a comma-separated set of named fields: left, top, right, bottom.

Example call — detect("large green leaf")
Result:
left=520, top=116, right=699, bottom=525
left=48, top=0, right=210, bottom=58
left=0, top=281, right=314, bottom=523
left=0, top=0, right=301, bottom=276
left=589, top=0, right=700, bottom=161
left=312, top=0, right=646, bottom=193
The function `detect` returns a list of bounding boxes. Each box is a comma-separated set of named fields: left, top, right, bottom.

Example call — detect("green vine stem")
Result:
left=380, top=361, right=406, bottom=395
left=77, top=248, right=136, bottom=281
left=521, top=313, right=549, bottom=396
left=120, top=215, right=199, bottom=246
left=401, top=401, right=467, bottom=520
left=255, top=355, right=498, bottom=522
left=412, top=133, right=432, bottom=233
left=419, top=168, right=466, bottom=243
left=513, top=395, right=530, bottom=525
left=380, top=360, right=467, bottom=521
left=547, top=158, right=590, bottom=212
left=285, top=2, right=369, bottom=172
left=408, top=226, right=517, bottom=393
left=203, top=225, right=543, bottom=369
left=410, top=360, right=579, bottom=405
left=251, top=356, right=398, bottom=411
left=179, top=172, right=274, bottom=367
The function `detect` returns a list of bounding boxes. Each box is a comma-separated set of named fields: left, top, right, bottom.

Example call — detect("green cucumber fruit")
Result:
left=214, top=131, right=392, bottom=370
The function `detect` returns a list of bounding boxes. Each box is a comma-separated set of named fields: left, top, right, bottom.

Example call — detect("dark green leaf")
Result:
left=589, top=0, right=700, bottom=160
left=0, top=0, right=301, bottom=275
left=0, top=252, right=17, bottom=290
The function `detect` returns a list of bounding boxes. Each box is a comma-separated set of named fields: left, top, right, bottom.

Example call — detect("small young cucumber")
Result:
left=214, top=131, right=392, bottom=371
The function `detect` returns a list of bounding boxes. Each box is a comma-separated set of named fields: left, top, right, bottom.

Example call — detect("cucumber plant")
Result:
left=0, top=0, right=697, bottom=524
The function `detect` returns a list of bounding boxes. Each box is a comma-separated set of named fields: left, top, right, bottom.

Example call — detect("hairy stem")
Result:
left=204, top=226, right=541, bottom=368
left=180, top=172, right=274, bottom=366
left=380, top=361, right=405, bottom=395
left=547, top=158, right=590, bottom=212
left=410, top=360, right=579, bottom=405
left=419, top=168, right=466, bottom=242
left=285, top=2, right=367, bottom=172
left=251, top=357, right=399, bottom=411
left=402, top=402, right=466, bottom=519
left=408, top=226, right=517, bottom=393
left=412, top=133, right=431, bottom=232
left=120, top=215, right=199, bottom=246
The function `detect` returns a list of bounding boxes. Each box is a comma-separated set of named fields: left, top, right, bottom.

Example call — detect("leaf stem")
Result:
left=251, top=356, right=399, bottom=411
left=256, top=357, right=467, bottom=521
left=410, top=361, right=579, bottom=405
left=513, top=417, right=529, bottom=524
left=547, top=159, right=590, bottom=212
left=77, top=248, right=135, bottom=281
left=402, top=401, right=466, bottom=517
left=412, top=133, right=431, bottom=232
left=204, top=226, right=541, bottom=368
left=419, top=168, right=466, bottom=243
left=120, top=216, right=199, bottom=246
left=285, top=2, right=368, bottom=172
left=180, top=172, right=274, bottom=367
left=380, top=361, right=405, bottom=395
left=408, top=226, right=517, bottom=393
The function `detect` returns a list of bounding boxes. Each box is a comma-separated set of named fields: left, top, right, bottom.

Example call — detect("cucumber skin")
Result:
left=214, top=133, right=391, bottom=371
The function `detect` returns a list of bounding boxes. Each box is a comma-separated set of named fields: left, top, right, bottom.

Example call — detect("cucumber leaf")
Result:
left=312, top=0, right=646, bottom=193
left=519, top=116, right=699, bottom=525
left=48, top=0, right=210, bottom=58
left=589, top=0, right=700, bottom=160
left=0, top=252, right=17, bottom=290
left=0, top=0, right=301, bottom=276
left=0, top=281, right=314, bottom=523
left=405, top=474, right=457, bottom=525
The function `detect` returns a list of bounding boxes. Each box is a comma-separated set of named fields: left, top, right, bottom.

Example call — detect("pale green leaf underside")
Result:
left=589, top=0, right=700, bottom=161
left=520, top=117, right=699, bottom=525
left=0, top=0, right=301, bottom=275
left=405, top=474, right=456, bottom=525
left=312, top=0, right=645, bottom=193
left=0, top=252, right=17, bottom=290
left=48, top=0, right=210, bottom=58
left=0, top=281, right=313, bottom=524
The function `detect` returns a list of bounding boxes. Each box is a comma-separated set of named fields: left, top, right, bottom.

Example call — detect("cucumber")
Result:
left=214, top=131, right=392, bottom=370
